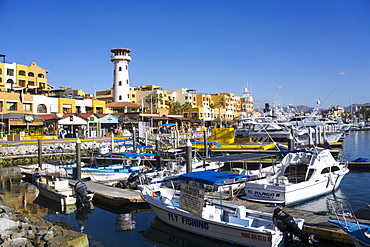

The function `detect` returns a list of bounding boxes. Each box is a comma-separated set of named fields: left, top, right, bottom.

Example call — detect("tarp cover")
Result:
left=178, top=170, right=248, bottom=185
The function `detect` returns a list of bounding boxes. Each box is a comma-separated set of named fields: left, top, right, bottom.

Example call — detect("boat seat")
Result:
left=202, top=205, right=222, bottom=222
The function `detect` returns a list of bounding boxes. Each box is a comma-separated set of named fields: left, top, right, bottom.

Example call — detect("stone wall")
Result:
left=0, top=202, right=88, bottom=247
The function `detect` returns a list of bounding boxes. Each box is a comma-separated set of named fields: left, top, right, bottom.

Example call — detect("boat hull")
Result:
left=243, top=173, right=346, bottom=206
left=141, top=186, right=285, bottom=247
left=35, top=183, right=76, bottom=205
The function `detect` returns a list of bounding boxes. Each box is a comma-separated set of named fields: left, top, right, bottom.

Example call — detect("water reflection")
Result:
left=142, top=217, right=238, bottom=247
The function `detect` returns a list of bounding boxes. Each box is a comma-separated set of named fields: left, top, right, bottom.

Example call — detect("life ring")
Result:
left=141, top=166, right=150, bottom=173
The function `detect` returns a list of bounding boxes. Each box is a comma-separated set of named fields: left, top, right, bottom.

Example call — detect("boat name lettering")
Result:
left=168, top=213, right=209, bottom=230
left=247, top=190, right=276, bottom=199
left=240, top=232, right=271, bottom=242
left=182, top=184, right=201, bottom=196
left=168, top=213, right=179, bottom=222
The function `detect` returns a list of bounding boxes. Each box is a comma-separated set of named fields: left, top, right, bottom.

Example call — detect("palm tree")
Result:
left=181, top=102, right=193, bottom=113
left=145, top=93, right=163, bottom=112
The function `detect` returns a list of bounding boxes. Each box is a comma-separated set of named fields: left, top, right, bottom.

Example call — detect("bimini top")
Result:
left=178, top=170, right=248, bottom=185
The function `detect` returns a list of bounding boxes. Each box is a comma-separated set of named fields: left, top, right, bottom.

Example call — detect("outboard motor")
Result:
left=74, top=181, right=91, bottom=208
left=273, top=208, right=316, bottom=246
left=126, top=171, right=150, bottom=190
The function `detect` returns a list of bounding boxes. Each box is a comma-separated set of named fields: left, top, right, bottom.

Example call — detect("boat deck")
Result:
left=214, top=199, right=354, bottom=246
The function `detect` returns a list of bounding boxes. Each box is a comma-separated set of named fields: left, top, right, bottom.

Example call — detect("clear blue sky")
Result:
left=1, top=0, right=370, bottom=109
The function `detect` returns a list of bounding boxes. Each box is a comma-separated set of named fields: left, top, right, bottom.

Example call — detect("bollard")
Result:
left=186, top=139, right=192, bottom=173
left=76, top=138, right=81, bottom=181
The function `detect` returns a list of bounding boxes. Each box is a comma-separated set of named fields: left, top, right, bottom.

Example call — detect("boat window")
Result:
left=306, top=169, right=314, bottom=180
left=321, top=168, right=330, bottom=174
left=331, top=166, right=340, bottom=172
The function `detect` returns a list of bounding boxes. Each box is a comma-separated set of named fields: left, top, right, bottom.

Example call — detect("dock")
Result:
left=69, top=180, right=144, bottom=206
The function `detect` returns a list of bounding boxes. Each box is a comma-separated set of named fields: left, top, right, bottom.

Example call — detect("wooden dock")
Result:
left=69, top=180, right=145, bottom=206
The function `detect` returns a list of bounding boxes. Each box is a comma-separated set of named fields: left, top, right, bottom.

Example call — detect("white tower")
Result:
left=110, top=48, right=132, bottom=102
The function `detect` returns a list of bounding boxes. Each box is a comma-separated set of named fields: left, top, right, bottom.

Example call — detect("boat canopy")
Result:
left=178, top=170, right=248, bottom=185
left=204, top=153, right=276, bottom=162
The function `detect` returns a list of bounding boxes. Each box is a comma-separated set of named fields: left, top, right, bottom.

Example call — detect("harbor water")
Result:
left=1, top=131, right=370, bottom=246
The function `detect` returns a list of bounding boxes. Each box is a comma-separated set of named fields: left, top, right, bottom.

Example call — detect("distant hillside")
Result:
left=344, top=103, right=370, bottom=112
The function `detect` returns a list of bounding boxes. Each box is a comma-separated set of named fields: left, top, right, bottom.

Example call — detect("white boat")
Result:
left=33, top=176, right=77, bottom=205
left=328, top=197, right=370, bottom=247
left=242, top=147, right=349, bottom=206
left=139, top=170, right=315, bottom=247
left=32, top=174, right=94, bottom=206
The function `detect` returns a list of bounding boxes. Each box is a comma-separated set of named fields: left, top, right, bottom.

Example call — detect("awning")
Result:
left=162, top=123, right=177, bottom=127
left=178, top=170, right=248, bottom=185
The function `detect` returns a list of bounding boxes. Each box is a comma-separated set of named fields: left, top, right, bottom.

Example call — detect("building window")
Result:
left=0, top=101, right=3, bottom=112
left=86, top=107, right=93, bottom=113
left=184, top=113, right=188, bottom=118
left=23, top=103, right=32, bottom=111
left=38, top=73, right=45, bottom=78
left=119, top=95, right=122, bottom=101
left=131, top=94, right=135, bottom=98
left=119, top=67, right=122, bottom=71
left=28, top=72, right=34, bottom=77
left=19, top=80, right=26, bottom=87
left=119, top=81, right=122, bottom=86
left=96, top=107, right=103, bottom=114
left=6, top=102, right=17, bottom=111
left=126, top=80, right=129, bottom=84
left=191, top=113, right=197, bottom=118
left=7, top=69, right=14, bottom=76
left=19, top=70, right=26, bottom=76
left=126, top=65, right=128, bottom=70
left=127, top=94, right=130, bottom=99
left=76, top=106, right=81, bottom=114
left=0, top=68, right=2, bottom=75
left=28, top=81, right=35, bottom=86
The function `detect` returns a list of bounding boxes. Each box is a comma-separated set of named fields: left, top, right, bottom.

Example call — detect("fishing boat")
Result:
left=242, top=147, right=349, bottom=206
left=139, top=170, right=315, bottom=247
left=63, top=152, right=156, bottom=181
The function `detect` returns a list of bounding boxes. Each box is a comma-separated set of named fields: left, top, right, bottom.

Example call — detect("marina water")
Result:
left=1, top=131, right=369, bottom=246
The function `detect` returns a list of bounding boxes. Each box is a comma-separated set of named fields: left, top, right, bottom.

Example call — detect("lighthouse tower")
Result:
left=110, top=48, right=132, bottom=102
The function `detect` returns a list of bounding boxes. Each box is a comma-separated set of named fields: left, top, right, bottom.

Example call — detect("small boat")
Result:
left=241, top=147, right=349, bottom=206
left=32, top=173, right=93, bottom=206
left=328, top=197, right=370, bottom=247
left=139, top=170, right=315, bottom=247
left=352, top=157, right=370, bottom=162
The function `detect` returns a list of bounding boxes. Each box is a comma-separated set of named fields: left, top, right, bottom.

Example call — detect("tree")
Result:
left=145, top=93, right=163, bottom=112
left=181, top=102, right=193, bottom=113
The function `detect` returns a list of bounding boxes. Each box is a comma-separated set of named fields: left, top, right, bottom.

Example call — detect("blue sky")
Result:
left=1, top=0, right=370, bottom=109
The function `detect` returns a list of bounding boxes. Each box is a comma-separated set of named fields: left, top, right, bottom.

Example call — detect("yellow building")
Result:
left=0, top=60, right=52, bottom=93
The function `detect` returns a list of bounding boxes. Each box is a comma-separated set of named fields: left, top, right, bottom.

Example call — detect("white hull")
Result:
left=243, top=174, right=346, bottom=205
left=141, top=188, right=286, bottom=247
left=35, top=180, right=76, bottom=205
left=243, top=148, right=349, bottom=206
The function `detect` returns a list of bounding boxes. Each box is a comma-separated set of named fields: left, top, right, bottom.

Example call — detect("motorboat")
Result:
left=32, top=173, right=94, bottom=206
left=242, top=147, right=349, bottom=206
left=328, top=197, right=370, bottom=247
left=139, top=170, right=315, bottom=247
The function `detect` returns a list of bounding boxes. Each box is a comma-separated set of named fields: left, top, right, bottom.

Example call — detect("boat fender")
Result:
left=328, top=173, right=334, bottom=185
left=273, top=208, right=316, bottom=246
